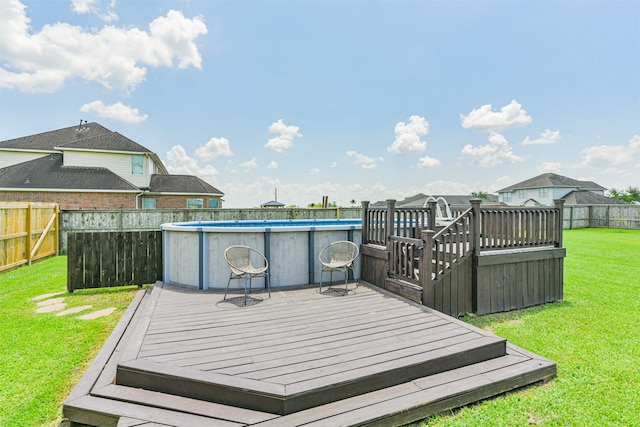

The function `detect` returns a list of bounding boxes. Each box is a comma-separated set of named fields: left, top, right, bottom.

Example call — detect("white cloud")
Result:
left=310, top=168, right=320, bottom=175
left=165, top=145, right=219, bottom=184
left=268, top=161, right=278, bottom=169
left=194, top=137, right=233, bottom=161
left=460, top=100, right=532, bottom=132
left=416, top=156, right=441, bottom=168
left=522, top=129, right=561, bottom=145
left=265, top=119, right=302, bottom=154
left=330, top=162, right=337, bottom=168
left=0, top=0, right=207, bottom=93
left=71, top=0, right=118, bottom=22
left=346, top=150, right=383, bottom=169
left=580, top=135, right=640, bottom=168
left=537, top=161, right=562, bottom=174
left=461, top=131, right=526, bottom=167
left=239, top=158, right=258, bottom=172
left=79, top=100, right=148, bottom=123
left=387, top=115, right=429, bottom=154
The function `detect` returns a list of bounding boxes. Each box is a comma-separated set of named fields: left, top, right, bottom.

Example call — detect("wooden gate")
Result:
left=0, top=202, right=60, bottom=273
left=67, top=231, right=162, bottom=291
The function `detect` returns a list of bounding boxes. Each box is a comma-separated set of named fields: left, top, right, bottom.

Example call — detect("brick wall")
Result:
left=0, top=191, right=222, bottom=210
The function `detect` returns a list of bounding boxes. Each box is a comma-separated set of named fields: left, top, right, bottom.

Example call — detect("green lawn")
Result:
left=418, top=228, right=639, bottom=426
left=0, top=228, right=638, bottom=426
left=0, top=257, right=140, bottom=427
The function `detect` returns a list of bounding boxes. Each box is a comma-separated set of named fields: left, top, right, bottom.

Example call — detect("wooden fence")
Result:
left=67, top=231, right=162, bottom=291
left=0, top=202, right=59, bottom=272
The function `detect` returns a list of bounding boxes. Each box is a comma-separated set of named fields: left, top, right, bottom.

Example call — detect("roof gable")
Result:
left=0, top=154, right=138, bottom=191
left=56, top=131, right=151, bottom=153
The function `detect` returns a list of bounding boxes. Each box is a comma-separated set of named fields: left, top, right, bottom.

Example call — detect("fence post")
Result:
left=554, top=199, right=564, bottom=247
left=421, top=229, right=434, bottom=307
left=361, top=201, right=370, bottom=244
left=26, top=203, right=32, bottom=265
left=386, top=199, right=396, bottom=247
left=428, top=199, right=437, bottom=230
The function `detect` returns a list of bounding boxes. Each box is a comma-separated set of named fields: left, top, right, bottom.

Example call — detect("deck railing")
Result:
left=479, top=201, right=564, bottom=250
left=425, top=207, right=474, bottom=281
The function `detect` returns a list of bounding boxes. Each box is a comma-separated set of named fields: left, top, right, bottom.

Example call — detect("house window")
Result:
left=503, top=192, right=512, bottom=202
left=187, top=198, right=203, bottom=208
left=142, top=198, right=156, bottom=209
left=517, top=190, right=527, bottom=199
left=539, top=188, right=549, bottom=198
left=209, top=198, right=219, bottom=208
left=131, top=155, right=144, bottom=175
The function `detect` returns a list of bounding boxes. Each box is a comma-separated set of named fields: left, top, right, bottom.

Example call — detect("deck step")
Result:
left=116, top=334, right=506, bottom=415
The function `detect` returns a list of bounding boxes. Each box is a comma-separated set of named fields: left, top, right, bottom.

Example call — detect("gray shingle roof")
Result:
left=149, top=174, right=223, bottom=195
left=0, top=122, right=152, bottom=154
left=0, top=122, right=114, bottom=151
left=0, top=154, right=139, bottom=191
left=562, top=190, right=629, bottom=205
left=498, top=173, right=606, bottom=192
left=56, top=131, right=152, bottom=153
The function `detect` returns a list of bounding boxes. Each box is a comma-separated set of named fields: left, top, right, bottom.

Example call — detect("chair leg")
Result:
left=266, top=273, right=271, bottom=298
left=244, top=275, right=249, bottom=306
left=224, top=275, right=232, bottom=300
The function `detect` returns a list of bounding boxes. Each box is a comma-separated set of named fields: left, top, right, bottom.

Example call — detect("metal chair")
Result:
left=318, top=240, right=359, bottom=294
left=224, top=245, right=271, bottom=305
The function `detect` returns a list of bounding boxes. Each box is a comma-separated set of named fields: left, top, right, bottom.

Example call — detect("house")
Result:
left=0, top=122, right=223, bottom=209
left=497, top=173, right=614, bottom=206
left=372, top=194, right=501, bottom=209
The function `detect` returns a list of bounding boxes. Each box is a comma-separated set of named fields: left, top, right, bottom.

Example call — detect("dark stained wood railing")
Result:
left=425, top=207, right=474, bottom=282
left=479, top=200, right=564, bottom=250
left=388, top=235, right=422, bottom=286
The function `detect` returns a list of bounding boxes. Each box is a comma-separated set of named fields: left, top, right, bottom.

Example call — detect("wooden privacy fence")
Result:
left=67, top=231, right=162, bottom=291
left=0, top=202, right=59, bottom=273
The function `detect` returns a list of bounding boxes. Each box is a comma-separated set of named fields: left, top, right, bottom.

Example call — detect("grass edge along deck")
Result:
left=63, top=281, right=556, bottom=427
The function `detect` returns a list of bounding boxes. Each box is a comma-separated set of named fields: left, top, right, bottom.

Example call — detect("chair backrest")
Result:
left=224, top=245, right=267, bottom=275
left=323, top=241, right=359, bottom=264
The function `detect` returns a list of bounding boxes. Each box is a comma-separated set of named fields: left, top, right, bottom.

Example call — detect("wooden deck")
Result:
left=64, top=281, right=556, bottom=426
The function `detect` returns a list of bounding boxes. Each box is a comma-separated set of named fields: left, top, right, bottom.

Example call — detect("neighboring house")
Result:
left=260, top=200, right=286, bottom=208
left=497, top=173, right=611, bottom=206
left=372, top=194, right=501, bottom=209
left=0, top=122, right=223, bottom=209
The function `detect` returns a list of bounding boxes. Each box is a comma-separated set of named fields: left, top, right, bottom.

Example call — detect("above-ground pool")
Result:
left=161, top=219, right=362, bottom=290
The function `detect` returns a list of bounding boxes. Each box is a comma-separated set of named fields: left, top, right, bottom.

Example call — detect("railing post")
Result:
left=427, top=200, right=437, bottom=230
left=421, top=229, right=434, bottom=307
left=386, top=199, right=396, bottom=247
left=470, top=198, right=482, bottom=253
left=470, top=198, right=482, bottom=314
left=554, top=199, right=564, bottom=247
left=361, top=201, right=370, bottom=244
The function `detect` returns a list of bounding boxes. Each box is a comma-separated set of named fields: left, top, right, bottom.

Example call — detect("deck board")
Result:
left=65, top=281, right=556, bottom=426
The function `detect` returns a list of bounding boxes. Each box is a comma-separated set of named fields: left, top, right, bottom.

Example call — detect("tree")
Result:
left=471, top=191, right=489, bottom=200
left=608, top=186, right=640, bottom=203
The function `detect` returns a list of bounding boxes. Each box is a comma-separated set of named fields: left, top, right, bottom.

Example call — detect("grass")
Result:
left=0, top=256, right=140, bottom=427
left=417, top=228, right=640, bottom=426
left=1, top=228, right=638, bottom=426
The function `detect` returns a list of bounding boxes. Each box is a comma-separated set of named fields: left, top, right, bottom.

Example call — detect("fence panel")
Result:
left=67, top=231, right=162, bottom=291
left=0, top=202, right=59, bottom=272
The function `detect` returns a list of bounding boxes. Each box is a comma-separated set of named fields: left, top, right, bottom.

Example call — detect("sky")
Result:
left=0, top=0, right=638, bottom=208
